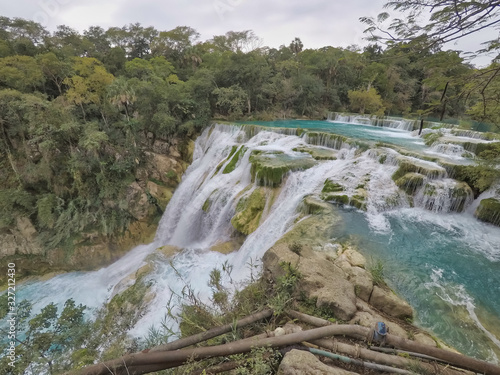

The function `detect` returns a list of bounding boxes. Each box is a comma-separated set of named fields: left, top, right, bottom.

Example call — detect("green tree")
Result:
left=0, top=55, right=44, bottom=92
left=36, top=52, right=72, bottom=95
left=348, top=87, right=385, bottom=115
left=63, top=57, right=114, bottom=121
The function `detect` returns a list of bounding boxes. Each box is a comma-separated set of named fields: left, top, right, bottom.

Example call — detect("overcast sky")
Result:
left=1, top=0, right=494, bottom=66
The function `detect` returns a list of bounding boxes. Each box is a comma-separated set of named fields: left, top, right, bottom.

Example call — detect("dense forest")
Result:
left=0, top=13, right=499, bottom=257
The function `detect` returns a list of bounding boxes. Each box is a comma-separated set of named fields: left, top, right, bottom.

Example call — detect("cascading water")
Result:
left=328, top=112, right=416, bottom=131
left=6, top=120, right=500, bottom=363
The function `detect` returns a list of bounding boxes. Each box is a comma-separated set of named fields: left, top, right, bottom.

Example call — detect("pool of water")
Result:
left=240, top=119, right=426, bottom=151
left=333, top=206, right=500, bottom=361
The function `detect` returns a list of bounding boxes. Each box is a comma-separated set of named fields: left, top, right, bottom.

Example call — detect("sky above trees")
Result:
left=4, top=0, right=495, bottom=66
left=1, top=0, right=400, bottom=50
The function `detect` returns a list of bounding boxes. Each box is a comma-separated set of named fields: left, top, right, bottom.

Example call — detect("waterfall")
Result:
left=328, top=112, right=417, bottom=131
left=7, top=121, right=500, bottom=363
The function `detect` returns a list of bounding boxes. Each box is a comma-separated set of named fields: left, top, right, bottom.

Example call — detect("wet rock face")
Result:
left=250, top=150, right=317, bottom=187
left=278, top=349, right=359, bottom=375
left=475, top=197, right=500, bottom=227
left=231, top=188, right=267, bottom=235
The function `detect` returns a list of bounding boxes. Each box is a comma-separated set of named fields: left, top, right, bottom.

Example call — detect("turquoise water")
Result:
left=240, top=119, right=427, bottom=151
left=334, top=207, right=500, bottom=360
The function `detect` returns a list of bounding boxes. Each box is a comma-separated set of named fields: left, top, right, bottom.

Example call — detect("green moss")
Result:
left=250, top=152, right=317, bottom=187
left=395, top=173, right=425, bottom=195
left=422, top=131, right=443, bottom=146
left=392, top=160, right=442, bottom=181
left=451, top=182, right=473, bottom=212
left=202, top=189, right=219, bottom=213
left=302, top=196, right=332, bottom=215
left=202, top=198, right=211, bottom=212
left=322, top=194, right=349, bottom=205
left=231, top=188, right=267, bottom=235
left=423, top=183, right=436, bottom=196
left=475, top=198, right=500, bottom=227
left=223, top=146, right=247, bottom=174
left=444, top=163, right=500, bottom=198
left=350, top=196, right=367, bottom=210
left=322, top=179, right=344, bottom=193
left=293, top=147, right=337, bottom=160
left=227, top=145, right=238, bottom=159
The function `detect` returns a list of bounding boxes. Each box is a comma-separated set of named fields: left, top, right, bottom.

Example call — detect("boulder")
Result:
left=369, top=286, right=413, bottom=320
left=343, top=248, right=366, bottom=268
left=278, top=349, right=359, bottom=375
left=347, top=267, right=373, bottom=302
left=263, top=244, right=357, bottom=321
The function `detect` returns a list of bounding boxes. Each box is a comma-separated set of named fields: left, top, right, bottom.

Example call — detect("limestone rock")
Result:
left=278, top=349, right=358, bottom=375
left=369, top=286, right=413, bottom=320
left=343, top=248, right=366, bottom=268
left=347, top=266, right=373, bottom=302
left=145, top=151, right=182, bottom=186
left=126, top=182, right=151, bottom=221
left=147, top=181, right=173, bottom=210
left=16, top=216, right=37, bottom=238
left=0, top=217, right=43, bottom=257
left=263, top=244, right=357, bottom=321
left=155, top=245, right=180, bottom=258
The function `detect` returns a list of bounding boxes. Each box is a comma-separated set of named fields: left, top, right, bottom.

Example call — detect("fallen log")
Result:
left=71, top=320, right=500, bottom=375
left=308, top=347, right=414, bottom=375
left=310, top=338, right=471, bottom=375
left=288, top=310, right=500, bottom=375
left=150, top=308, right=273, bottom=352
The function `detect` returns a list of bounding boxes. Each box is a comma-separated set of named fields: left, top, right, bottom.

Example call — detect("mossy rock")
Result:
left=147, top=181, right=173, bottom=210
left=422, top=131, right=443, bottom=146
left=223, top=146, right=247, bottom=174
left=293, top=146, right=337, bottom=160
left=231, top=188, right=267, bottom=235
left=475, top=198, right=500, bottom=227
left=350, top=196, right=367, bottom=210
left=392, top=160, right=443, bottom=181
left=451, top=182, right=473, bottom=212
left=302, top=196, right=332, bottom=215
left=278, top=206, right=342, bottom=247
left=250, top=151, right=317, bottom=187
left=395, top=173, right=425, bottom=195
left=322, top=179, right=345, bottom=193
left=210, top=238, right=244, bottom=254
left=322, top=194, right=349, bottom=205
left=443, top=163, right=499, bottom=198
